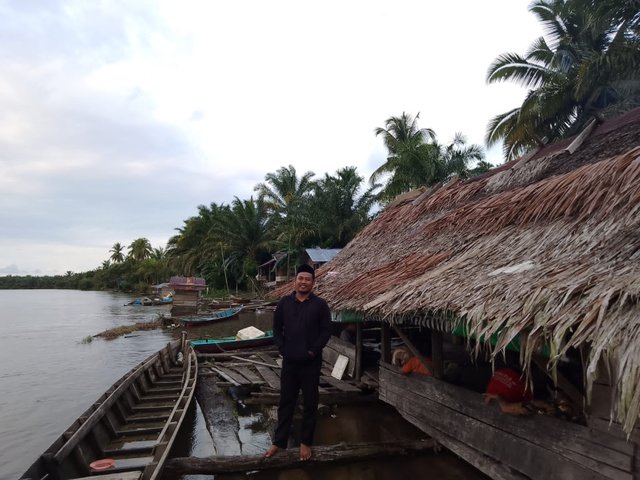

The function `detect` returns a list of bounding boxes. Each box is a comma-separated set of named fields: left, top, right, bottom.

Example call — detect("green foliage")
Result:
left=372, top=113, right=486, bottom=202
left=486, top=0, right=640, bottom=160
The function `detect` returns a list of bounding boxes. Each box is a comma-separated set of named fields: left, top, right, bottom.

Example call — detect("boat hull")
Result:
left=191, top=332, right=274, bottom=353
left=20, top=339, right=197, bottom=480
left=180, top=306, right=243, bottom=326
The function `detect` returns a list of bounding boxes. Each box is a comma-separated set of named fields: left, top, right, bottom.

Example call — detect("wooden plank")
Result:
left=255, top=365, right=281, bottom=390
left=212, top=366, right=252, bottom=385
left=320, top=375, right=361, bottom=392
left=380, top=364, right=634, bottom=460
left=229, top=355, right=282, bottom=369
left=379, top=367, right=632, bottom=480
left=207, top=366, right=240, bottom=386
left=227, top=366, right=264, bottom=384
left=399, top=408, right=528, bottom=480
left=256, top=352, right=279, bottom=366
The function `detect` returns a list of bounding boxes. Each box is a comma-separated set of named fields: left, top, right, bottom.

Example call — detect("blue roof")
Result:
left=305, top=248, right=341, bottom=263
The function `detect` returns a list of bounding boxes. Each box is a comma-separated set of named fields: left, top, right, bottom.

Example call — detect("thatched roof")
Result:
left=271, top=108, right=640, bottom=433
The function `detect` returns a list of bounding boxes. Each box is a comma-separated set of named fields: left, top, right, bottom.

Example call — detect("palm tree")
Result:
left=211, top=197, right=276, bottom=289
left=167, top=203, right=228, bottom=276
left=254, top=165, right=316, bottom=218
left=128, top=238, right=152, bottom=261
left=372, top=113, right=485, bottom=201
left=486, top=0, right=640, bottom=160
left=254, top=165, right=317, bottom=275
left=311, top=167, right=379, bottom=247
left=436, top=133, right=485, bottom=181
left=371, top=112, right=441, bottom=202
left=109, top=242, right=125, bottom=263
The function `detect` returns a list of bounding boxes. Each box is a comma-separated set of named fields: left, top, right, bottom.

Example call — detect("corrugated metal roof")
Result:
left=305, top=248, right=341, bottom=263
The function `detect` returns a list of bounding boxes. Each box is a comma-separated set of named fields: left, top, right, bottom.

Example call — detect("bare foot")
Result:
left=300, top=443, right=312, bottom=461
left=264, top=444, right=280, bottom=458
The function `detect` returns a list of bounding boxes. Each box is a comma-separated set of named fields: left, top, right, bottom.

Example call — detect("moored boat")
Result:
left=20, top=337, right=197, bottom=480
left=191, top=330, right=274, bottom=353
left=127, top=296, right=173, bottom=306
left=180, top=306, right=243, bottom=326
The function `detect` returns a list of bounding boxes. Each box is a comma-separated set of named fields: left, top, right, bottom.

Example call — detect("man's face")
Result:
left=295, top=272, right=314, bottom=294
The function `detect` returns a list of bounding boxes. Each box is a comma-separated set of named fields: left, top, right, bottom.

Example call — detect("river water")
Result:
left=0, top=290, right=485, bottom=480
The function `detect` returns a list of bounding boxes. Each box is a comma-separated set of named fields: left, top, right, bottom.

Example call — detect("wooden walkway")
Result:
left=196, top=337, right=378, bottom=405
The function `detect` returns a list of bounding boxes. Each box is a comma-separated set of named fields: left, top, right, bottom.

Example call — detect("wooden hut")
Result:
left=270, top=108, right=640, bottom=479
left=169, top=276, right=206, bottom=316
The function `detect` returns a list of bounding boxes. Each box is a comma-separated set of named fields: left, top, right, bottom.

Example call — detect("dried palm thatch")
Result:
left=271, top=109, right=640, bottom=433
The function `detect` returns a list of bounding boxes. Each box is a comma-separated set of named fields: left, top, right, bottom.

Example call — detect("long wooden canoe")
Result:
left=180, top=306, right=243, bottom=326
left=191, top=330, right=274, bottom=353
left=20, top=337, right=198, bottom=480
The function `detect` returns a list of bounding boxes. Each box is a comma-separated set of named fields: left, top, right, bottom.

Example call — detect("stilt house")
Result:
left=271, top=108, right=640, bottom=479
left=169, top=276, right=206, bottom=316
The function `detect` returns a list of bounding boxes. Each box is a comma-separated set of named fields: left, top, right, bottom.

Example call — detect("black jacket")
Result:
left=273, top=291, right=332, bottom=363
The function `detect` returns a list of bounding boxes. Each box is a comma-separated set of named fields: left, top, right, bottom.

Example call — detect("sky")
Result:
left=0, top=1, right=544, bottom=276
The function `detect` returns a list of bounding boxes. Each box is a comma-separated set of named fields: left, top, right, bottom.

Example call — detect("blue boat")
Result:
left=180, top=306, right=244, bottom=326
left=127, top=296, right=173, bottom=306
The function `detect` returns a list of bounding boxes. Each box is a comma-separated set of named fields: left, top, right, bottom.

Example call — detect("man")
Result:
left=264, top=264, right=332, bottom=461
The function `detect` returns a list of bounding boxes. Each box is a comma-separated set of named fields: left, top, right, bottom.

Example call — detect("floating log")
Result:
left=195, top=376, right=242, bottom=455
left=165, top=439, right=435, bottom=475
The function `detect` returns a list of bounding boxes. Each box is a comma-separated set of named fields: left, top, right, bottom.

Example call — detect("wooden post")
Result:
left=355, top=322, right=363, bottom=381
left=381, top=322, right=391, bottom=364
left=431, top=329, right=444, bottom=379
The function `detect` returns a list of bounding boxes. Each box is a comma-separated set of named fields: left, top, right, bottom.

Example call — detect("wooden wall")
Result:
left=378, top=364, right=635, bottom=480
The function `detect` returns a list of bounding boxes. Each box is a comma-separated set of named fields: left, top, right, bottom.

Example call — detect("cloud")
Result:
left=0, top=1, right=543, bottom=275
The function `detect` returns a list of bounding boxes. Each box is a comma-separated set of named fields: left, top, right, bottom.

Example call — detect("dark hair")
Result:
left=296, top=264, right=315, bottom=279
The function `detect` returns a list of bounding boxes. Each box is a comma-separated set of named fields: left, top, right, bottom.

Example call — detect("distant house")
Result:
left=257, top=248, right=342, bottom=288
left=151, top=282, right=173, bottom=297
left=169, top=276, right=206, bottom=316
left=256, top=252, right=289, bottom=288
left=302, top=248, right=342, bottom=270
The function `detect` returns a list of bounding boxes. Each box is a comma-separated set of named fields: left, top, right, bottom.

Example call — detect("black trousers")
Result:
left=272, top=359, right=321, bottom=448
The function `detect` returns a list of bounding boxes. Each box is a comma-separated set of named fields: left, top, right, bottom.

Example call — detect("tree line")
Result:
left=2, top=0, right=637, bottom=292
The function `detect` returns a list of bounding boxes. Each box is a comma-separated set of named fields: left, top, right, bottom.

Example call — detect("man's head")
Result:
left=295, top=264, right=315, bottom=295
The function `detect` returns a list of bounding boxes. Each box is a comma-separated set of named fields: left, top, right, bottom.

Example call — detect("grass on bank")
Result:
left=94, top=315, right=174, bottom=340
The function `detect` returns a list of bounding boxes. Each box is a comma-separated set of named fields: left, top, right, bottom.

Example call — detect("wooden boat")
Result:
left=20, top=337, right=198, bottom=480
left=127, top=296, right=173, bottom=306
left=191, top=330, right=274, bottom=353
left=180, top=306, right=243, bottom=326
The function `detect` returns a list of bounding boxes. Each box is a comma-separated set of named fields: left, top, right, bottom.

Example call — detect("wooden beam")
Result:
left=355, top=323, right=363, bottom=381
left=532, top=356, right=584, bottom=411
left=381, top=323, right=391, bottom=364
left=165, top=439, right=435, bottom=475
left=431, top=330, right=444, bottom=379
